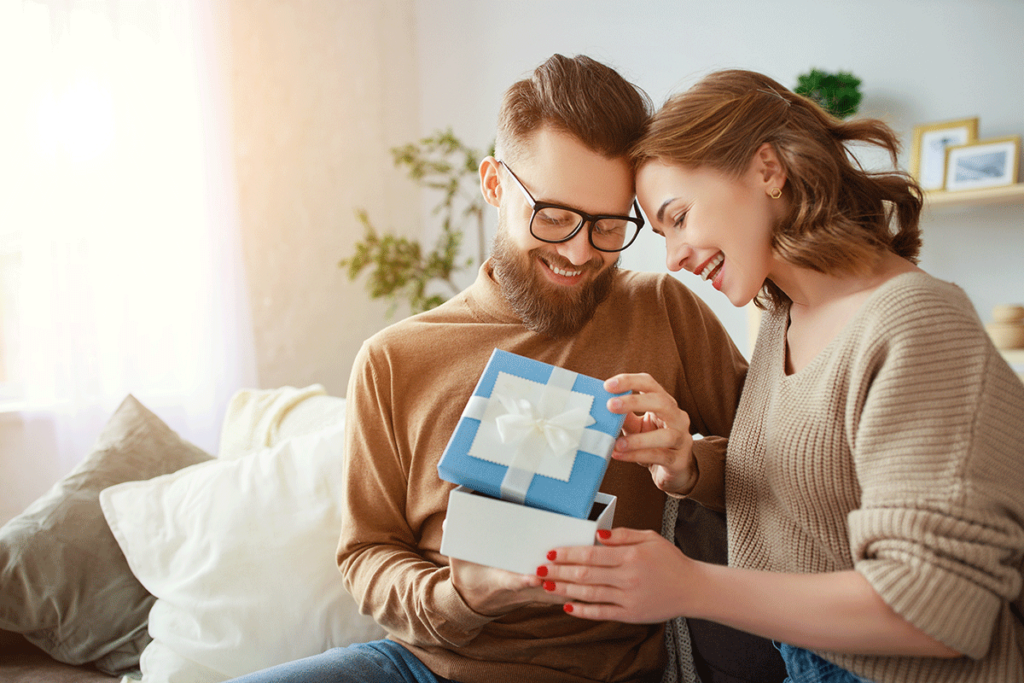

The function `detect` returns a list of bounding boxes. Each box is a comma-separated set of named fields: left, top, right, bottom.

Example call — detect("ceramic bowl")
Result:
left=992, top=304, right=1024, bottom=324
left=986, top=322, right=1024, bottom=349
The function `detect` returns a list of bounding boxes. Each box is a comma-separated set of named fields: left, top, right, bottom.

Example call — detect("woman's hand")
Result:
left=544, top=532, right=964, bottom=659
left=605, top=373, right=697, bottom=496
left=539, top=527, right=695, bottom=623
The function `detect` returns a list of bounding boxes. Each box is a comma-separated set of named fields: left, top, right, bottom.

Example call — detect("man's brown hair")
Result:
left=633, top=69, right=923, bottom=309
left=495, top=54, right=653, bottom=164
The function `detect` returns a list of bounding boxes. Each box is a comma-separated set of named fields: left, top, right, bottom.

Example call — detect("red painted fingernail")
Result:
left=543, top=581, right=556, bottom=592
left=563, top=603, right=574, bottom=613
left=597, top=529, right=611, bottom=540
left=536, top=565, right=548, bottom=577
left=547, top=550, right=557, bottom=561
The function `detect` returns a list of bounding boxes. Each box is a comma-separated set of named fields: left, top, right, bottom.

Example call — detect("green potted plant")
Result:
left=794, top=69, right=862, bottom=119
left=340, top=129, right=492, bottom=316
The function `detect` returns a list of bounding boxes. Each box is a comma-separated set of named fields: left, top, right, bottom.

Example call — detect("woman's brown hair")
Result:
left=632, top=69, right=923, bottom=309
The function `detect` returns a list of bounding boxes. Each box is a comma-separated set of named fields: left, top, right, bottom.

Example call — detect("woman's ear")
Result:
left=752, top=142, right=787, bottom=193
left=479, top=156, right=503, bottom=208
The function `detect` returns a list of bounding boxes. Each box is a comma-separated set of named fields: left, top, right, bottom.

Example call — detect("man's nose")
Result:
left=555, top=223, right=597, bottom=267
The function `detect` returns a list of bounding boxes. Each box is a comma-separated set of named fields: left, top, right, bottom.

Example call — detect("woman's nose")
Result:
left=666, top=237, right=691, bottom=273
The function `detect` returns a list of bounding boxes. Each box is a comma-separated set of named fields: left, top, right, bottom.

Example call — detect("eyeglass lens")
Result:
left=532, top=207, right=638, bottom=252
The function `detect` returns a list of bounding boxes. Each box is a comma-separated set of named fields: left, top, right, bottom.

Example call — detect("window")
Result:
left=0, top=0, right=253, bottom=455
left=0, top=230, right=22, bottom=405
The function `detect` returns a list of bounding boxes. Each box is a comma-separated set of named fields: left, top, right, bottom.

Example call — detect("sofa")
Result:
left=0, top=385, right=386, bottom=683
left=1, top=385, right=786, bottom=683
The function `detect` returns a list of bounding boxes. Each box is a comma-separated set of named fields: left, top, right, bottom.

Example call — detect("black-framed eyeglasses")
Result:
left=498, top=160, right=644, bottom=253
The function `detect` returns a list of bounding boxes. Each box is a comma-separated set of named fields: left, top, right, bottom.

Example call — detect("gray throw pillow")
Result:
left=0, top=395, right=213, bottom=676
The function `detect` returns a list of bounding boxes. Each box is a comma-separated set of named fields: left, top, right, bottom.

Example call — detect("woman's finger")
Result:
left=561, top=601, right=628, bottom=621
left=543, top=574, right=623, bottom=604
left=546, top=528, right=655, bottom=566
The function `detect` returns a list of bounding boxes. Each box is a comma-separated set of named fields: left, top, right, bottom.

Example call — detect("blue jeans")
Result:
left=224, top=640, right=452, bottom=683
left=778, top=643, right=875, bottom=683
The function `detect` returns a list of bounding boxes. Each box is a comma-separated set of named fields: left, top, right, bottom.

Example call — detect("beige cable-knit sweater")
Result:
left=723, top=272, right=1024, bottom=682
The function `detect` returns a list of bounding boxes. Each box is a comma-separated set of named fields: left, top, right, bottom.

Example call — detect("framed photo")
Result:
left=944, top=136, right=1021, bottom=192
left=910, top=117, right=979, bottom=191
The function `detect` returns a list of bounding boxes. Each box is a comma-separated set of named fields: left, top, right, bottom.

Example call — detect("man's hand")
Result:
left=449, top=556, right=565, bottom=616
left=604, top=373, right=698, bottom=496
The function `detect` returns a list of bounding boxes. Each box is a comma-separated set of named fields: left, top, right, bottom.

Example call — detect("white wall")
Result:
left=227, top=0, right=420, bottom=394
left=414, top=0, right=1024, bottom=356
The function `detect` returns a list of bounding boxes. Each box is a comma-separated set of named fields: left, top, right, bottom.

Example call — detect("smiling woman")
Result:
left=541, top=68, right=1024, bottom=683
left=0, top=0, right=255, bottom=522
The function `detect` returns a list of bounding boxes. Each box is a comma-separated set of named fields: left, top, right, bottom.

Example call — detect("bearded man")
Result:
left=226, top=54, right=749, bottom=683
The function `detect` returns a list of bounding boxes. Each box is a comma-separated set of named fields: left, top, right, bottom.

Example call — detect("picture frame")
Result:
left=910, top=117, right=979, bottom=191
left=944, top=136, right=1022, bottom=192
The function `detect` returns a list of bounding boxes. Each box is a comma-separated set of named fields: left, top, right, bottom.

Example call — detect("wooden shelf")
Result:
left=924, top=183, right=1024, bottom=209
left=1001, top=348, right=1024, bottom=364
left=1000, top=349, right=1024, bottom=383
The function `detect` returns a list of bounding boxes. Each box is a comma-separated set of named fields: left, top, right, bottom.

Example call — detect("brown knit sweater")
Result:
left=723, top=272, right=1024, bottom=682
left=338, top=261, right=747, bottom=683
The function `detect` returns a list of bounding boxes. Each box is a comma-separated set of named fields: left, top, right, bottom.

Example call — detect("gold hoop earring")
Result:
left=769, top=188, right=782, bottom=199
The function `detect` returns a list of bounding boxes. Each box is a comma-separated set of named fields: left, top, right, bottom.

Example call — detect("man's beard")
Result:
left=490, top=226, right=617, bottom=339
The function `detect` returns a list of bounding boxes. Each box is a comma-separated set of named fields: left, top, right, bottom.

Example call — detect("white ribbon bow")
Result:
left=493, top=394, right=596, bottom=460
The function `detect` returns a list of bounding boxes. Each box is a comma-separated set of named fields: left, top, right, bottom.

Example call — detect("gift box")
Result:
left=437, top=348, right=628, bottom=519
left=440, top=486, right=616, bottom=575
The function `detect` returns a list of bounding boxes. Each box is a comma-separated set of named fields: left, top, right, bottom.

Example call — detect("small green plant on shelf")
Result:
left=794, top=69, right=862, bottom=119
left=340, top=129, right=493, bottom=316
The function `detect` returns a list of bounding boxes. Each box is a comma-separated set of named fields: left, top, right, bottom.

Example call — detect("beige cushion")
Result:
left=218, top=384, right=343, bottom=458
left=274, top=394, right=346, bottom=444
left=101, top=422, right=385, bottom=682
left=0, top=395, right=212, bottom=676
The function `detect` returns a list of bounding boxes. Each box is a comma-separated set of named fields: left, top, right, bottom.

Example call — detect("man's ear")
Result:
left=479, top=156, right=503, bottom=209
left=752, top=142, right=787, bottom=192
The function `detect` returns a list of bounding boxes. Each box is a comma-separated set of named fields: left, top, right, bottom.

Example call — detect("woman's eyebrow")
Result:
left=656, top=198, right=677, bottom=223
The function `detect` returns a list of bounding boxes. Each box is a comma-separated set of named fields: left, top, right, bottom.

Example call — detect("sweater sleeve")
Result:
left=846, top=288, right=1024, bottom=659
left=337, top=341, right=496, bottom=647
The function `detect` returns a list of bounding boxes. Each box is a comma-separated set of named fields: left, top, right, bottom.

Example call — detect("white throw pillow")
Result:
left=100, top=423, right=386, bottom=683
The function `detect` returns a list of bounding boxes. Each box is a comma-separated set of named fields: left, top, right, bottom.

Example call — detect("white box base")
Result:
left=440, top=486, right=616, bottom=575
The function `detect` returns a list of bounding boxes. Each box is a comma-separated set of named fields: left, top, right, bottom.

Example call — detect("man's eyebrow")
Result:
left=545, top=197, right=635, bottom=219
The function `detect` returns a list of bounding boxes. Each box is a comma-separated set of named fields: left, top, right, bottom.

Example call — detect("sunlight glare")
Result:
left=36, top=78, right=116, bottom=162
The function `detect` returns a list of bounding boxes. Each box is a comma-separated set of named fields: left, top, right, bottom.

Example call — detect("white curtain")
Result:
left=0, top=0, right=256, bottom=483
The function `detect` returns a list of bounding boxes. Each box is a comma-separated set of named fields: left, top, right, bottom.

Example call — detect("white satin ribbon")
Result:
left=493, top=394, right=595, bottom=460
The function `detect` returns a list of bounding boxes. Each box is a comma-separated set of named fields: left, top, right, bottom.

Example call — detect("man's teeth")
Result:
left=700, top=253, right=724, bottom=281
left=550, top=264, right=581, bottom=277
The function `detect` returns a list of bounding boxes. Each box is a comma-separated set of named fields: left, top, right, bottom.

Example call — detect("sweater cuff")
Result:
left=429, top=576, right=501, bottom=646
left=850, top=507, right=1006, bottom=658
left=684, top=436, right=726, bottom=513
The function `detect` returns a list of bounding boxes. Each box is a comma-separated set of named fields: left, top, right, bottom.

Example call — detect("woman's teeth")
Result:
left=700, top=253, right=724, bottom=281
